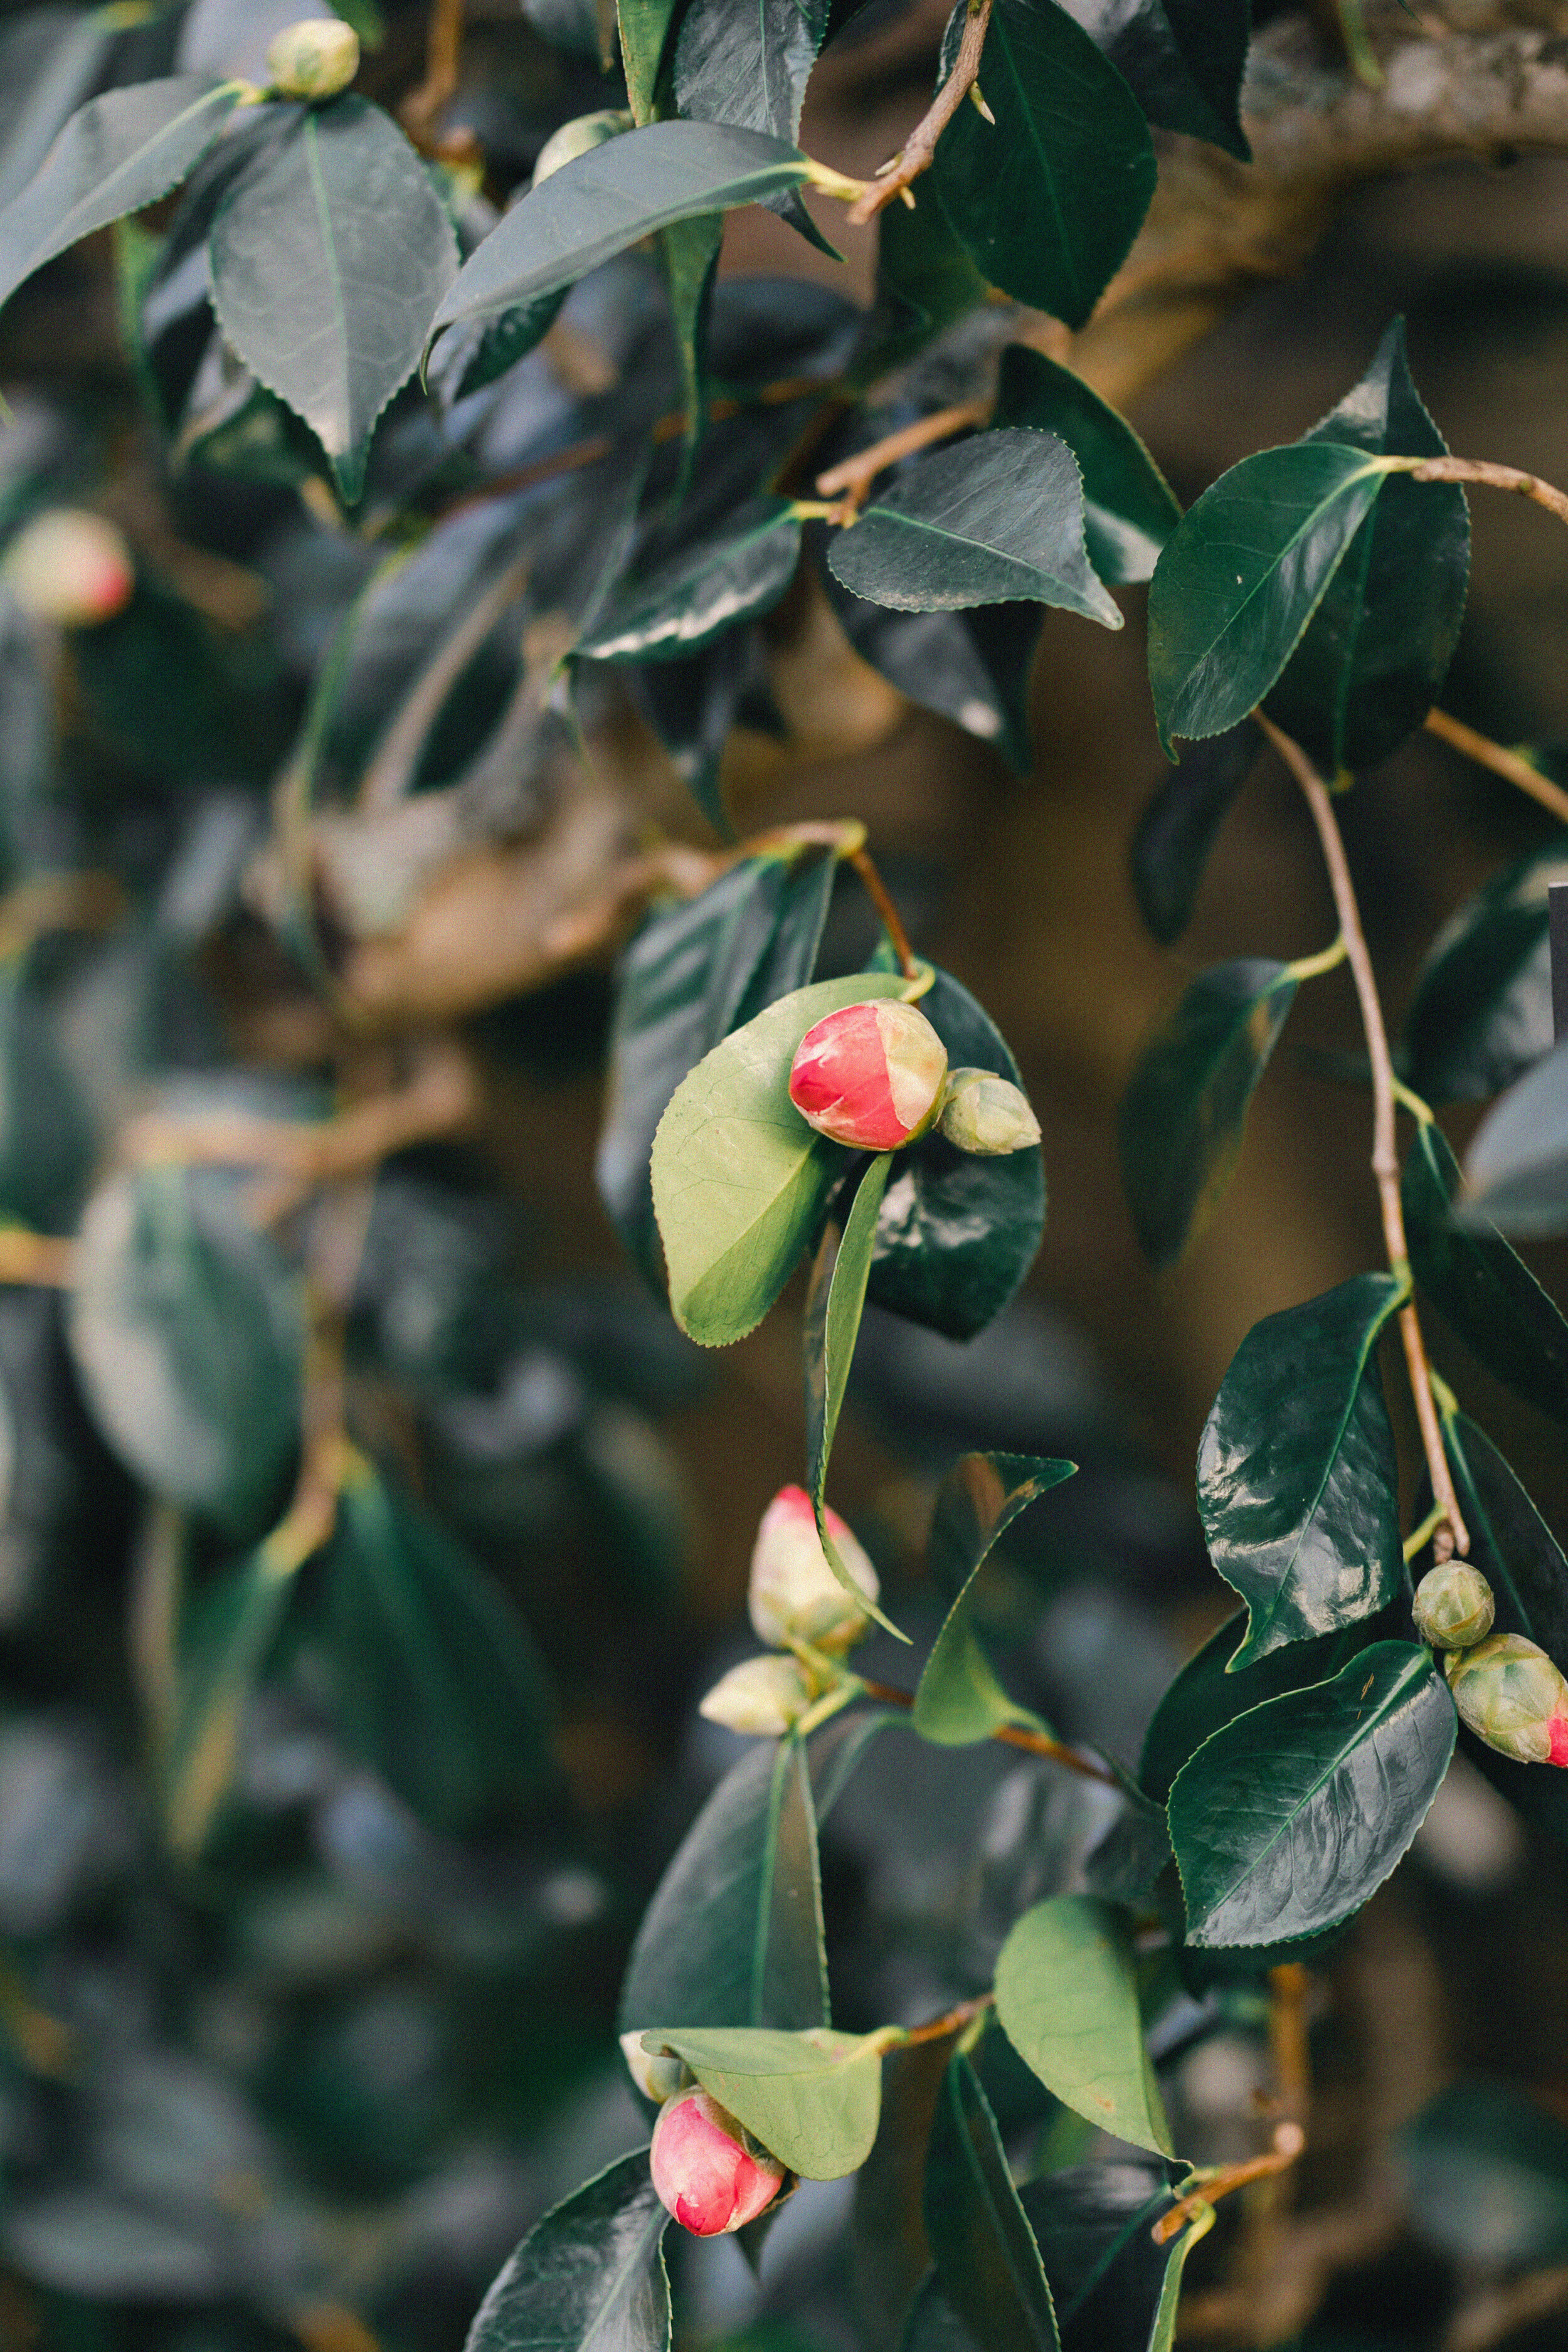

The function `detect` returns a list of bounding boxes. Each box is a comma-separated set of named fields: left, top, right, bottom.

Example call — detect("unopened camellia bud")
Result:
left=1446, top=1633, right=1568, bottom=1766
left=749, top=1483, right=879, bottom=1651
left=788, top=999, right=947, bottom=1152
left=650, top=2085, right=786, bottom=2236
left=532, top=108, right=632, bottom=186
left=1412, top=1560, right=1495, bottom=1652
left=618, top=2030, right=689, bottom=2106
left=265, top=18, right=360, bottom=100
left=699, top=1653, right=817, bottom=1737
left=938, top=1067, right=1042, bottom=1156
left=4, top=509, right=133, bottom=627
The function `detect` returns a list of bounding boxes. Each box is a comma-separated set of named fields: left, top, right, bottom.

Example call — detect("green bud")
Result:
left=1446, top=1633, right=1568, bottom=1767
left=1412, top=1560, right=1495, bottom=1651
left=532, top=109, right=633, bottom=188
left=938, top=1067, right=1042, bottom=1155
left=265, top=18, right=360, bottom=101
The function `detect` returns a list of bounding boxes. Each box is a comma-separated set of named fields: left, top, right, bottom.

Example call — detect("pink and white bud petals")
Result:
left=1446, top=1633, right=1568, bottom=1767
left=699, top=1653, right=817, bottom=1737
left=748, top=1483, right=879, bottom=1651
left=5, top=510, right=134, bottom=627
left=788, top=999, right=947, bottom=1152
left=649, top=2086, right=786, bottom=2236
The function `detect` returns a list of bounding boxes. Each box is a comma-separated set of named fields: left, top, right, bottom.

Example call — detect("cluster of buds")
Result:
left=265, top=18, right=361, bottom=100
left=620, top=2037, right=787, bottom=2236
left=788, top=1000, right=1039, bottom=1157
left=698, top=1486, right=879, bottom=1736
left=4, top=510, right=134, bottom=627
left=1414, top=1560, right=1568, bottom=1767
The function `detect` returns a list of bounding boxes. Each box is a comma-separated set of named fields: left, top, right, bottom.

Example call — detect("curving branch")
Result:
left=847, top=0, right=993, bottom=225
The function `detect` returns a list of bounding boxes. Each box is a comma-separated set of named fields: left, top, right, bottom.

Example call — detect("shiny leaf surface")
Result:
left=829, top=431, right=1120, bottom=624
left=1118, top=957, right=1296, bottom=1268
left=852, top=182, right=988, bottom=384
left=1057, top=0, right=1251, bottom=157
left=924, top=2051, right=1061, bottom=2352
left=645, top=2024, right=885, bottom=2177
left=1401, top=835, right=1568, bottom=1104
left=1198, top=1273, right=1405, bottom=1668
left=466, top=2149, right=670, bottom=2352
left=913, top=1453, right=1074, bottom=1744
left=993, top=344, right=1181, bottom=588
left=1019, top=2161, right=1185, bottom=2352
left=674, top=0, right=836, bottom=252
left=1168, top=1641, right=1455, bottom=1947
left=580, top=496, right=802, bottom=662
left=821, top=570, right=1040, bottom=773
left=1461, top=1034, right=1568, bottom=1237
left=995, top=1896, right=1174, bottom=2156
left=928, top=0, right=1155, bottom=332
left=1404, top=1118, right=1568, bottom=1421
left=1147, top=443, right=1389, bottom=752
left=1130, top=722, right=1260, bottom=945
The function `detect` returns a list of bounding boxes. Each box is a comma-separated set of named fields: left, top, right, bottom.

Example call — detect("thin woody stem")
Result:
left=857, top=1679, right=1121, bottom=1784
left=1424, top=706, right=1568, bottom=829
left=1151, top=2121, right=1306, bottom=2247
left=899, top=1992, right=995, bottom=2048
left=1402, top=454, right=1568, bottom=531
left=816, top=401, right=988, bottom=506
left=849, top=848, right=920, bottom=978
left=1258, top=716, right=1470, bottom=1560
left=847, top=0, right=993, bottom=226
left=401, top=0, right=465, bottom=144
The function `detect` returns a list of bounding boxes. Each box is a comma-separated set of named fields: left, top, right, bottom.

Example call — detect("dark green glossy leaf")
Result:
left=854, top=2035, right=956, bottom=2352
left=1168, top=1641, right=1455, bottom=1947
left=67, top=1164, right=302, bottom=1538
left=650, top=970, right=907, bottom=1346
left=656, top=209, right=722, bottom=485
left=599, top=847, right=837, bottom=1290
left=0, top=9, right=119, bottom=212
left=1118, top=957, right=1296, bottom=1268
left=829, top=431, right=1120, bottom=625
left=210, top=96, right=457, bottom=501
left=995, top=1895, right=1174, bottom=2155
left=325, top=1470, right=553, bottom=1831
left=993, top=345, right=1181, bottom=588
left=928, top=0, right=1155, bottom=332
left=1130, top=722, right=1260, bottom=945
left=580, top=496, right=802, bottom=662
left=1401, top=835, right=1568, bottom=1105
left=620, top=0, right=682, bottom=122
left=806, top=1152, right=901, bottom=1632
left=1057, top=0, right=1251, bottom=157
left=644, top=2023, right=884, bottom=2176
left=1404, top=1118, right=1568, bottom=1421
left=673, top=0, right=838, bottom=255
left=1019, top=2162, right=1185, bottom=2352
left=619, top=1731, right=829, bottom=2033
left=1461, top=1034, right=1568, bottom=1237
left=820, top=563, right=1040, bottom=774
left=1147, top=443, right=1390, bottom=753
left=913, top=1453, right=1074, bottom=1744
left=1198, top=1272, right=1404, bottom=1668
left=163, top=1534, right=305, bottom=1858
left=1264, top=320, right=1470, bottom=776
left=0, top=76, right=244, bottom=321
left=0, top=951, right=93, bottom=1237
left=626, top=628, right=761, bottom=832
left=852, top=182, right=988, bottom=386
left=428, top=121, right=810, bottom=346
left=467, top=2149, right=670, bottom=2352
left=868, top=965, right=1047, bottom=1338
left=1401, top=2082, right=1568, bottom=2270
left=924, top=2050, right=1061, bottom=2352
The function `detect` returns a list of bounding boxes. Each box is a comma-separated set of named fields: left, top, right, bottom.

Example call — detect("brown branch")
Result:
left=401, top=0, right=465, bottom=146
left=900, top=1993, right=994, bottom=2048
left=1446, top=2264, right=1568, bottom=2352
left=849, top=845, right=919, bottom=978
left=847, top=0, right=993, bottom=226
left=0, top=1229, right=75, bottom=1288
left=1152, top=2122, right=1306, bottom=2247
left=1407, top=454, right=1568, bottom=529
left=857, top=1680, right=1121, bottom=1785
left=815, top=401, right=988, bottom=505
left=1258, top=716, right=1469, bottom=1561
left=1424, top=707, right=1568, bottom=828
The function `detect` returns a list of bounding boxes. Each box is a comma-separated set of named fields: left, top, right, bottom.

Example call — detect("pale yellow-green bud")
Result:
left=532, top=109, right=633, bottom=188
left=697, top=1654, right=817, bottom=1738
left=1412, top=1561, right=1495, bottom=1652
left=938, top=1068, right=1042, bottom=1155
left=618, top=2030, right=689, bottom=2105
left=265, top=18, right=360, bottom=101
left=1446, top=1633, right=1568, bottom=1767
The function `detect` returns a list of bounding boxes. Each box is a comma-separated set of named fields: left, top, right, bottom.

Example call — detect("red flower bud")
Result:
left=4, top=510, right=133, bottom=627
left=649, top=2086, right=785, bottom=2236
left=788, top=999, right=947, bottom=1152
left=748, top=1483, right=879, bottom=1651
left=1446, top=1633, right=1568, bottom=1767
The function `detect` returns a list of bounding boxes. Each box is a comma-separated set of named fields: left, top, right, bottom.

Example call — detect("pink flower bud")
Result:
left=788, top=1000, right=947, bottom=1152
left=699, top=1653, right=817, bottom=1736
left=937, top=1068, right=1042, bottom=1155
left=649, top=2085, right=786, bottom=2236
left=748, top=1483, right=879, bottom=1651
left=1446, top=1633, right=1568, bottom=1767
left=4, top=511, right=133, bottom=627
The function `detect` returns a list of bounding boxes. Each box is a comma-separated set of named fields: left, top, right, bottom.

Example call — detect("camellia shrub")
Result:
left=1, top=2, right=1568, bottom=2349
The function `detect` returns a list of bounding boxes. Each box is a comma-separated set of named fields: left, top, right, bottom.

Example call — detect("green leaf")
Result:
left=1461, top=1034, right=1568, bottom=1237
left=0, top=10, right=120, bottom=212
left=1401, top=835, right=1568, bottom=1104
left=67, top=1164, right=303, bottom=1538
left=324, top=1469, right=553, bottom=1831
left=599, top=847, right=837, bottom=1291
left=1019, top=2161, right=1188, bottom=2352
left=913, top=1453, right=1075, bottom=1745
left=620, top=0, right=682, bottom=122
left=1401, top=2082, right=1568, bottom=2271
left=1146, top=443, right=1391, bottom=753
left=805, top=1151, right=899, bottom=1630
left=209, top=96, right=458, bottom=501
left=650, top=969, right=909, bottom=1347
left=1404, top=1119, right=1568, bottom=1422
left=673, top=0, right=838, bottom=255
left=1264, top=320, right=1470, bottom=776
left=1058, top=0, right=1251, bottom=159
left=1168, top=1641, right=1455, bottom=1947
left=1130, top=722, right=1260, bottom=945
left=619, top=1731, right=829, bottom=2033
left=0, top=950, right=94, bottom=1237
left=1118, top=957, right=1297, bottom=1268
left=851, top=182, right=988, bottom=386
left=467, top=2149, right=671, bottom=2352
left=853, top=2036, right=957, bottom=2352
left=1198, top=1272, right=1405, bottom=1668
left=829, top=432, right=1120, bottom=625
left=924, top=2050, right=1061, bottom=2352
left=625, top=628, right=760, bottom=832
left=163, top=1534, right=304, bottom=1859
left=995, top=1896, right=1174, bottom=2156
left=656, top=208, right=723, bottom=486
left=0, top=76, right=245, bottom=321
left=927, top=0, right=1155, bottom=334
left=818, top=561, right=1039, bottom=774
left=993, top=345, right=1181, bottom=588
left=428, top=121, right=810, bottom=347
left=644, top=2023, right=885, bottom=2178
left=580, top=495, right=803, bottom=662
